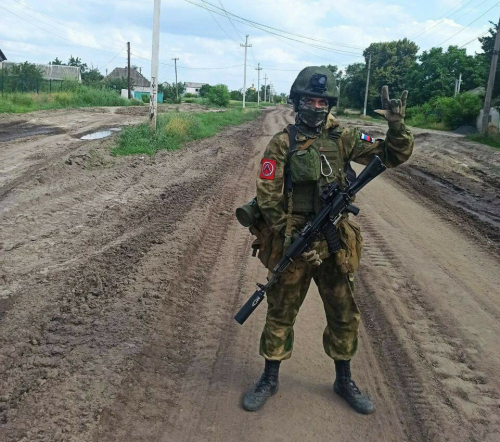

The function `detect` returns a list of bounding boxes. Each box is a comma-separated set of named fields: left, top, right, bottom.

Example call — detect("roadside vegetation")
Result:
left=112, top=107, right=260, bottom=156
left=405, top=92, right=482, bottom=130
left=0, top=86, right=143, bottom=113
left=466, top=133, right=500, bottom=149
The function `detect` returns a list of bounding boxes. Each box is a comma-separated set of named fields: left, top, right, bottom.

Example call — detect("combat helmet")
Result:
left=289, top=66, right=339, bottom=111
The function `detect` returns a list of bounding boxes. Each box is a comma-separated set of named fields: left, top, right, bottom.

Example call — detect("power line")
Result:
left=0, top=3, right=123, bottom=55
left=417, top=0, right=494, bottom=43
left=217, top=0, right=245, bottom=43
left=436, top=2, right=499, bottom=47
left=183, top=0, right=364, bottom=52
left=5, top=0, right=80, bottom=32
left=200, top=0, right=239, bottom=43
left=409, top=0, right=478, bottom=40
left=459, top=29, right=491, bottom=47
left=101, top=46, right=127, bottom=70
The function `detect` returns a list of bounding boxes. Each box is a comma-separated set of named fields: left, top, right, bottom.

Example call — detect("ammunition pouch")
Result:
left=334, top=218, right=363, bottom=274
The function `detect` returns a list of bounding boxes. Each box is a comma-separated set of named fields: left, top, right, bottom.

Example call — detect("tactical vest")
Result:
left=284, top=124, right=355, bottom=216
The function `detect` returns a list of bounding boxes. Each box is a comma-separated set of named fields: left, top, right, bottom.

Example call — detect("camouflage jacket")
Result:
left=256, top=115, right=414, bottom=238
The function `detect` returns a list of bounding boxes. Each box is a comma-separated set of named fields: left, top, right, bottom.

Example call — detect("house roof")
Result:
left=0, top=49, right=6, bottom=62
left=185, top=82, right=208, bottom=88
left=0, top=61, right=81, bottom=81
left=107, top=67, right=151, bottom=87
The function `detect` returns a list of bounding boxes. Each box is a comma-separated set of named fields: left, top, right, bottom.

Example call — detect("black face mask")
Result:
left=297, top=97, right=329, bottom=128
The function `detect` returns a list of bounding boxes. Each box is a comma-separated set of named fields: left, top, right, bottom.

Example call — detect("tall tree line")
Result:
left=330, top=22, right=497, bottom=112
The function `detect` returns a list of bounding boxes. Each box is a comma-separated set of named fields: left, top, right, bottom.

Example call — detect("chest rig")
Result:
left=284, top=124, right=355, bottom=217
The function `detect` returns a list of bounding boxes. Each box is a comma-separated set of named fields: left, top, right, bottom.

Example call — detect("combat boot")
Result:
left=242, top=359, right=280, bottom=411
left=334, top=360, right=375, bottom=415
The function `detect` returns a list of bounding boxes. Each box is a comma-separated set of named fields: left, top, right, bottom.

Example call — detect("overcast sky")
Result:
left=1, top=0, right=498, bottom=94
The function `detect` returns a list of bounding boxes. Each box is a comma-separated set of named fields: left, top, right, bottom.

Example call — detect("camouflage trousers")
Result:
left=259, top=256, right=360, bottom=361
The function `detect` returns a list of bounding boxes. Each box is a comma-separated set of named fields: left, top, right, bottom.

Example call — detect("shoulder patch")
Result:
left=260, top=158, right=276, bottom=180
left=360, top=133, right=375, bottom=143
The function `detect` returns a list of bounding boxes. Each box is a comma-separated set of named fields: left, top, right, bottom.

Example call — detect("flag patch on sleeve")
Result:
left=360, top=133, right=375, bottom=143
left=260, top=158, right=276, bottom=180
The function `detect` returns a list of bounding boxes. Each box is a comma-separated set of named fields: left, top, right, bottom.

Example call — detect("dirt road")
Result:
left=1, top=107, right=499, bottom=442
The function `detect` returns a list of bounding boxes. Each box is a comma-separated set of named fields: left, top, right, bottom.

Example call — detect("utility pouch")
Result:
left=334, top=218, right=363, bottom=274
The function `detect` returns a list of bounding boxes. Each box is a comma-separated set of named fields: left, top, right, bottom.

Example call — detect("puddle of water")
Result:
left=81, top=127, right=121, bottom=140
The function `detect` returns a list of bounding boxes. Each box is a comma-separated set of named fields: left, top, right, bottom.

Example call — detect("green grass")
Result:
left=112, top=107, right=261, bottom=156
left=228, top=100, right=275, bottom=108
left=181, top=97, right=274, bottom=108
left=0, top=86, right=143, bottom=113
left=466, top=133, right=500, bottom=149
left=406, top=117, right=449, bottom=131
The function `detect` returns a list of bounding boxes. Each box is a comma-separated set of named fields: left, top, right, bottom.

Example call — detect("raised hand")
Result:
left=374, top=85, right=407, bottom=123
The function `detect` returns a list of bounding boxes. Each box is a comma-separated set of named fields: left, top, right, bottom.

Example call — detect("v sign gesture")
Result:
left=374, top=85, right=408, bottom=124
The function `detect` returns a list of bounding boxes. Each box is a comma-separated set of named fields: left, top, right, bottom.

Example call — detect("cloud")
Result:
left=0, top=0, right=492, bottom=93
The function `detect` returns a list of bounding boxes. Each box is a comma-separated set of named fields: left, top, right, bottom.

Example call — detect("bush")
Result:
left=199, top=84, right=212, bottom=97
left=184, top=92, right=196, bottom=98
left=230, top=90, right=243, bottom=101
left=207, top=84, right=230, bottom=107
left=141, top=94, right=150, bottom=103
left=434, top=93, right=482, bottom=128
left=406, top=92, right=481, bottom=130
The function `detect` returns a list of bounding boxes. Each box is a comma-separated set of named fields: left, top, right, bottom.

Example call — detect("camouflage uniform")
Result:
left=256, top=114, right=414, bottom=361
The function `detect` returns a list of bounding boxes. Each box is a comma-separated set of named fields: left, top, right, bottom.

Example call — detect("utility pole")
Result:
left=240, top=35, right=252, bottom=108
left=363, top=53, right=372, bottom=117
left=172, top=57, right=179, bottom=101
left=150, top=0, right=161, bottom=130
left=127, top=42, right=131, bottom=99
left=482, top=17, right=500, bottom=135
left=457, top=72, right=462, bottom=95
left=256, top=63, right=262, bottom=105
left=264, top=74, right=268, bottom=102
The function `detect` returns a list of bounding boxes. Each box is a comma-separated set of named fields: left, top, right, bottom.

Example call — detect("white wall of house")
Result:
left=186, top=86, right=201, bottom=95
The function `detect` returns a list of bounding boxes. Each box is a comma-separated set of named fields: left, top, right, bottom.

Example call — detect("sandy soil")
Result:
left=1, top=106, right=499, bottom=442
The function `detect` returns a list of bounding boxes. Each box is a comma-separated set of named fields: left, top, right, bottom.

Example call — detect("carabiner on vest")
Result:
left=320, top=154, right=333, bottom=177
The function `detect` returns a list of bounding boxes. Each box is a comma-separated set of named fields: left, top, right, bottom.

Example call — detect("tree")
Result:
left=342, top=62, right=366, bottom=110
left=6, top=62, right=44, bottom=92
left=199, top=84, right=212, bottom=97
left=104, top=76, right=132, bottom=94
left=82, top=68, right=104, bottom=86
left=363, top=39, right=419, bottom=111
left=159, top=82, right=185, bottom=103
left=230, top=89, right=243, bottom=101
left=68, top=55, right=88, bottom=73
left=406, top=46, right=487, bottom=105
left=245, top=87, right=258, bottom=102
left=478, top=22, right=500, bottom=99
left=207, top=84, right=230, bottom=106
left=51, top=57, right=64, bottom=65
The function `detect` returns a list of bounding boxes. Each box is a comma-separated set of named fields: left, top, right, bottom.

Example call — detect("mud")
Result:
left=1, top=106, right=499, bottom=442
left=0, top=122, right=64, bottom=142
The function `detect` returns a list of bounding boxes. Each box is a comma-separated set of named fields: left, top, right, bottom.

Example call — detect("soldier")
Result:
left=243, top=66, right=414, bottom=414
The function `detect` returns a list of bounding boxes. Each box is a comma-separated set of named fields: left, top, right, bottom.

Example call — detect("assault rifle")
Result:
left=234, top=155, right=387, bottom=325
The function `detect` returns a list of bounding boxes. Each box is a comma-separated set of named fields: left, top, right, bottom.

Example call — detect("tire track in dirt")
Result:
left=92, top=120, right=263, bottom=442
left=355, top=177, right=500, bottom=442
left=0, top=111, right=273, bottom=441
